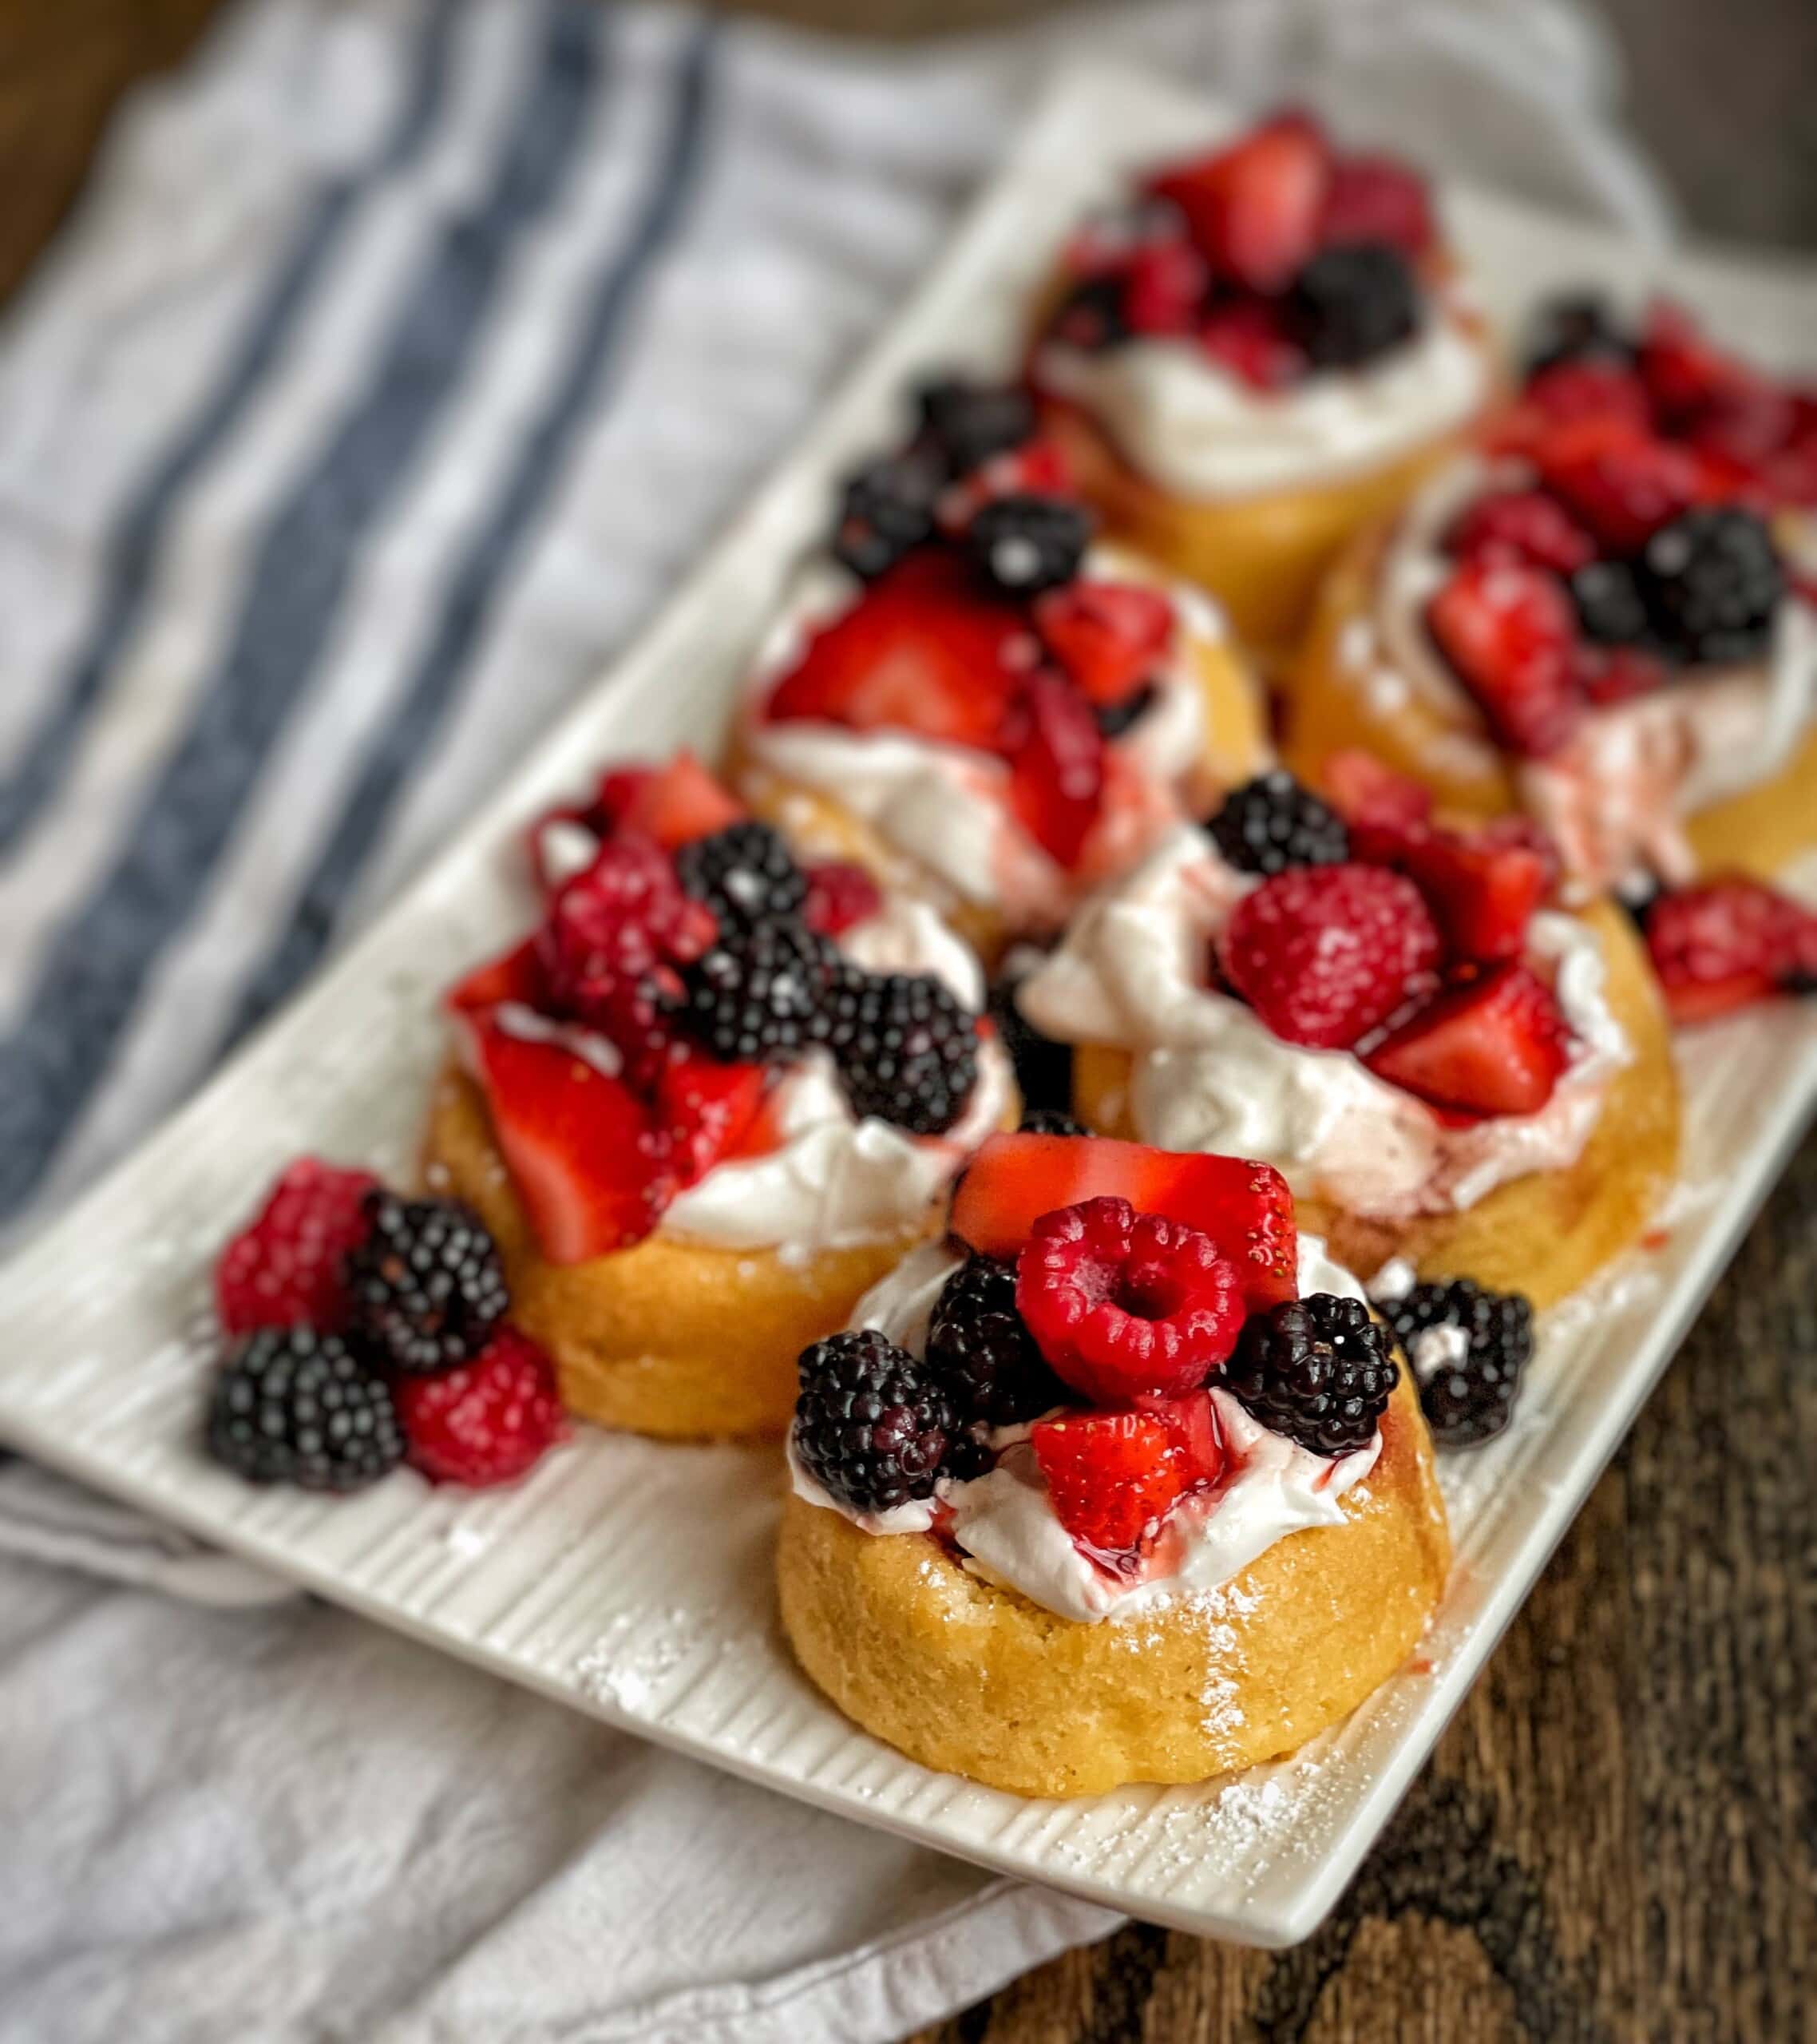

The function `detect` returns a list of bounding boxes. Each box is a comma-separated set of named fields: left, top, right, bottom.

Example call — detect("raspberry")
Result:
left=1285, top=242, right=1420, bottom=370
left=214, top=1158, right=378, bottom=1337
left=925, top=1253, right=1067, bottom=1430
left=1445, top=489, right=1596, bottom=576
left=1638, top=506, right=1785, bottom=666
left=828, top=969, right=980, bottom=1135
left=681, top=918, right=829, bottom=1064
left=792, top=1329, right=953, bottom=1514
left=345, top=1192, right=510, bottom=1375
left=802, top=860, right=882, bottom=938
left=674, top=821, right=808, bottom=930
left=914, top=378, right=1036, bottom=479
left=1536, top=421, right=1706, bottom=555
left=1320, top=153, right=1434, bottom=256
left=1014, top=1195, right=1244, bottom=1404
left=1381, top=1277, right=1534, bottom=1448
left=968, top=493, right=1093, bottom=596
left=1643, top=877, right=1817, bottom=1023
left=1205, top=770, right=1350, bottom=877
left=393, top=1326, right=568, bottom=1486
left=1222, top=1293, right=1398, bottom=1456
left=830, top=452, right=942, bottom=580
left=208, top=1327, right=404, bottom=1492
left=1219, top=863, right=1442, bottom=1051
left=1196, top=299, right=1307, bottom=390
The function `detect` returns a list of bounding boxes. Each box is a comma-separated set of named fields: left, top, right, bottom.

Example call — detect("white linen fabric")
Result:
left=0, top=1, right=1666, bottom=2037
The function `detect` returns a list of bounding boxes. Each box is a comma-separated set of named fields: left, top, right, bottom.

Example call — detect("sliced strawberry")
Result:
left=1425, top=559, right=1581, bottom=759
left=1320, top=749, right=1433, bottom=855
left=655, top=1055, right=770, bottom=1187
left=1365, top=963, right=1570, bottom=1116
left=1004, top=669, right=1107, bottom=868
left=802, top=860, right=883, bottom=937
left=1121, top=237, right=1209, bottom=337
left=447, top=937, right=545, bottom=1016
left=1399, top=826, right=1549, bottom=964
left=951, top=1133, right=1297, bottom=1308
left=1320, top=151, right=1434, bottom=256
left=461, top=1011, right=668, bottom=1262
left=1636, top=299, right=1749, bottom=427
left=1032, top=580, right=1174, bottom=708
left=1029, top=1407, right=1192, bottom=1554
left=1445, top=489, right=1596, bottom=576
left=764, top=551, right=1028, bottom=750
left=1196, top=297, right=1308, bottom=390
left=1643, top=877, right=1817, bottom=1024
left=612, top=752, right=742, bottom=850
left=1141, top=1388, right=1228, bottom=1487
left=1532, top=417, right=1708, bottom=554
left=1150, top=112, right=1332, bottom=293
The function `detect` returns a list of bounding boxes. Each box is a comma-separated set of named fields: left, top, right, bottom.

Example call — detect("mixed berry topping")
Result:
left=832, top=451, right=944, bottom=581
left=915, top=377, right=1037, bottom=477
left=1197, top=760, right=1580, bottom=1120
left=468, top=759, right=988, bottom=1262
left=1043, top=110, right=1438, bottom=390
left=1380, top=1275, right=1533, bottom=1448
left=1638, top=875, right=1817, bottom=1024
left=1029, top=1398, right=1226, bottom=1555
left=968, top=493, right=1092, bottom=596
left=344, top=1191, right=510, bottom=1375
left=793, top=1328, right=954, bottom=1515
left=208, top=1327, right=406, bottom=1493
left=1221, top=1293, right=1399, bottom=1456
left=925, top=1251, right=1068, bottom=1428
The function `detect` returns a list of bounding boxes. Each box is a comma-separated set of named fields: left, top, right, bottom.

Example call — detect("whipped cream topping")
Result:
left=1035, top=295, right=1488, bottom=501
left=1015, top=825, right=1630, bottom=1220
left=740, top=547, right=1233, bottom=929
left=789, top=1236, right=1383, bottom=1623
left=658, top=893, right=1011, bottom=1255
left=1367, top=454, right=1817, bottom=892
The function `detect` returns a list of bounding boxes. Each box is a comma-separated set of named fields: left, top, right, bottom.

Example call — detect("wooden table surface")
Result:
left=5, top=2, right=1813, bottom=2038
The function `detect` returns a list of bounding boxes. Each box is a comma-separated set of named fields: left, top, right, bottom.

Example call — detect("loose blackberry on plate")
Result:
left=831, top=969, right=979, bottom=1135
left=1222, top=1293, right=1399, bottom=1456
left=674, top=819, right=807, bottom=929
left=925, top=1253, right=1067, bottom=1428
left=1205, top=769, right=1350, bottom=876
left=346, top=1192, right=509, bottom=1373
left=208, top=1326, right=405, bottom=1491
left=1381, top=1275, right=1533, bottom=1448
left=792, top=1328, right=954, bottom=1514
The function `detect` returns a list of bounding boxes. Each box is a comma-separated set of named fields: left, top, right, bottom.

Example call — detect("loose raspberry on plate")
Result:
left=214, top=1158, right=378, bottom=1337
left=951, top=1133, right=1297, bottom=1309
left=1028, top=1400, right=1222, bottom=1555
left=1032, top=580, right=1174, bottom=709
left=1015, top=1195, right=1245, bottom=1404
left=1364, top=961, right=1571, bottom=1117
left=1219, top=862, right=1443, bottom=1052
left=1003, top=668, right=1108, bottom=869
left=1641, top=877, right=1817, bottom=1024
left=1149, top=110, right=1331, bottom=295
left=1424, top=557, right=1581, bottom=759
left=394, top=1326, right=568, bottom=1487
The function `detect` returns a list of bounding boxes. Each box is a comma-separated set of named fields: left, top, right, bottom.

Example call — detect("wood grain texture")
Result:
left=2, top=0, right=1813, bottom=2036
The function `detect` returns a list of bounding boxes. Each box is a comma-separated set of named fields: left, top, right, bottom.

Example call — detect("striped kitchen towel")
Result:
left=0, top=2, right=1666, bottom=2039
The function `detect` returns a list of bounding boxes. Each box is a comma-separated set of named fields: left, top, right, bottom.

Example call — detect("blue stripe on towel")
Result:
left=0, top=0, right=608, bottom=1222
left=0, top=0, right=463, bottom=858
left=224, top=21, right=718, bottom=1050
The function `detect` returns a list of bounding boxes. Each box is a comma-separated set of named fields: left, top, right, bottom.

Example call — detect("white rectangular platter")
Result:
left=2, top=63, right=1815, bottom=1947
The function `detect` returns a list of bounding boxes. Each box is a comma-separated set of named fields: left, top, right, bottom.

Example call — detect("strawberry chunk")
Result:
left=1445, top=489, right=1596, bottom=576
left=1320, top=750, right=1433, bottom=854
left=447, top=937, right=545, bottom=1016
left=1003, top=669, right=1107, bottom=868
left=1532, top=418, right=1708, bottom=555
left=612, top=751, right=742, bottom=850
left=1642, top=877, right=1817, bottom=1024
left=764, top=551, right=1028, bottom=750
left=1220, top=863, right=1443, bottom=1051
left=1032, top=580, right=1174, bottom=708
left=1150, top=111, right=1332, bottom=292
left=1425, top=559, right=1581, bottom=759
left=215, top=1159, right=378, bottom=1337
left=1320, top=151, right=1434, bottom=256
left=1399, top=826, right=1550, bottom=964
left=1636, top=299, right=1749, bottom=427
left=1014, top=1195, right=1245, bottom=1403
left=394, top=1327, right=568, bottom=1487
left=1120, top=237, right=1209, bottom=337
left=1196, top=299, right=1308, bottom=390
left=1028, top=1407, right=1193, bottom=1554
left=461, top=1012, right=668, bottom=1262
left=1365, top=963, right=1570, bottom=1116
left=655, top=1055, right=770, bottom=1187
left=950, top=1133, right=1297, bottom=1308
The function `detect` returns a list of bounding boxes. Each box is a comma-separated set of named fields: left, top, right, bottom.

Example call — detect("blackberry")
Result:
left=1285, top=242, right=1420, bottom=370
left=831, top=969, right=980, bottom=1134
left=792, top=1328, right=953, bottom=1512
left=988, top=959, right=1073, bottom=1116
left=1205, top=770, right=1350, bottom=877
left=345, top=1192, right=509, bottom=1373
left=683, top=917, right=828, bottom=1064
left=207, top=1327, right=404, bottom=1491
left=831, top=451, right=943, bottom=580
left=1222, top=1293, right=1399, bottom=1456
left=926, top=1254, right=1067, bottom=1428
left=968, top=493, right=1093, bottom=597
left=1640, top=507, right=1784, bottom=666
left=1046, top=274, right=1130, bottom=353
left=1522, top=291, right=1632, bottom=377
left=1570, top=558, right=1651, bottom=648
left=1019, top=1107, right=1087, bottom=1135
left=674, top=820, right=806, bottom=929
left=914, top=377, right=1035, bottom=478
left=1094, top=680, right=1156, bottom=739
left=1383, top=1277, right=1534, bottom=1448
